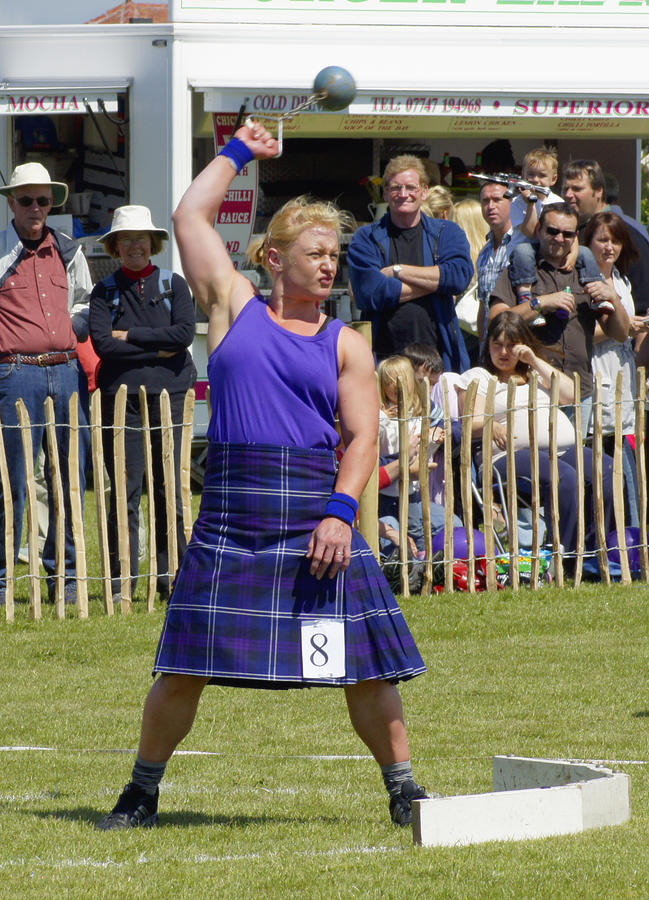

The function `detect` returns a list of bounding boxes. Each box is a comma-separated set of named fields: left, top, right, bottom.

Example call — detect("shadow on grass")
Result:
left=632, top=710, right=649, bottom=718
left=33, top=807, right=340, bottom=829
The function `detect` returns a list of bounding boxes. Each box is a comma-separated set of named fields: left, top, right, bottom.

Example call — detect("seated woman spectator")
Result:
left=456, top=311, right=614, bottom=564
left=583, top=211, right=641, bottom=528
left=378, top=356, right=454, bottom=555
left=89, top=206, right=196, bottom=601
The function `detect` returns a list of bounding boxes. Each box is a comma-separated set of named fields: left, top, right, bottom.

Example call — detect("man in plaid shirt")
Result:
left=476, top=180, right=527, bottom=346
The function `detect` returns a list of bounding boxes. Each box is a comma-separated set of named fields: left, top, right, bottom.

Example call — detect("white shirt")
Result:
left=510, top=189, right=564, bottom=229
left=457, top=366, right=575, bottom=463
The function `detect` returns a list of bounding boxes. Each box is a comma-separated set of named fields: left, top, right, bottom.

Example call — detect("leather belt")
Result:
left=0, top=351, right=78, bottom=367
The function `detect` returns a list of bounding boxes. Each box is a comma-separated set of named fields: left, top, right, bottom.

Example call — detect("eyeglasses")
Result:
left=15, top=195, right=52, bottom=208
left=544, top=225, right=577, bottom=240
left=387, top=184, right=422, bottom=196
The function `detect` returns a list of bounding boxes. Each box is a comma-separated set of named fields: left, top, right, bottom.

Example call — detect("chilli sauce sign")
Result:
left=212, top=114, right=258, bottom=269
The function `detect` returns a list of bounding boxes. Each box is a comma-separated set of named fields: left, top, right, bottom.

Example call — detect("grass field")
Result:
left=2, top=582, right=649, bottom=899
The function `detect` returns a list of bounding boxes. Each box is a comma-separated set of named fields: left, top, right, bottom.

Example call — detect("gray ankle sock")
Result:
left=131, top=755, right=167, bottom=796
left=381, top=760, right=414, bottom=797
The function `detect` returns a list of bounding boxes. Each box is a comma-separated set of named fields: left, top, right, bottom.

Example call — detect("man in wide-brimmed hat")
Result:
left=0, top=162, right=93, bottom=606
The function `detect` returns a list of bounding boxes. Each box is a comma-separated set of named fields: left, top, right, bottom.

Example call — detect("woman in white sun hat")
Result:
left=89, top=205, right=196, bottom=602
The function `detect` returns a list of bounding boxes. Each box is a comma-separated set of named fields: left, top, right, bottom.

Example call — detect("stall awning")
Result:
left=197, top=86, right=649, bottom=140
left=0, top=80, right=131, bottom=115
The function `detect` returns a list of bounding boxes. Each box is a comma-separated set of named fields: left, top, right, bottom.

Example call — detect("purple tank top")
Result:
left=207, top=295, right=345, bottom=450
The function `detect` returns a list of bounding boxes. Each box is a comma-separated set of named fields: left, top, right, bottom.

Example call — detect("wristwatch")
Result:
left=393, top=264, right=403, bottom=280
left=529, top=296, right=541, bottom=310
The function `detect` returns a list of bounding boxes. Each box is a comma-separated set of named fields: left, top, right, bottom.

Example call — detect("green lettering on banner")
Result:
left=176, top=0, right=649, bottom=16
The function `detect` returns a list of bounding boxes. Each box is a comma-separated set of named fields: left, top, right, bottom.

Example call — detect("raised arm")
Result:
left=172, top=121, right=279, bottom=351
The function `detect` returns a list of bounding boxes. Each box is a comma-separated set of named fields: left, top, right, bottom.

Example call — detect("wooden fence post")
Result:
left=416, top=378, right=433, bottom=595
left=612, top=371, right=631, bottom=584
left=460, top=379, right=478, bottom=594
left=527, top=373, right=540, bottom=590
left=16, top=400, right=41, bottom=619
left=68, top=392, right=88, bottom=618
left=113, top=385, right=132, bottom=613
left=591, top=373, right=610, bottom=584
left=441, top=379, right=455, bottom=593
left=397, top=375, right=411, bottom=597
left=44, top=396, right=66, bottom=619
left=482, top=377, right=497, bottom=592
left=90, top=390, right=113, bottom=615
left=139, top=386, right=157, bottom=612
left=504, top=378, right=520, bottom=590
left=160, top=389, right=179, bottom=588
left=181, top=389, right=195, bottom=544
left=0, top=409, right=15, bottom=621
left=548, top=374, right=564, bottom=588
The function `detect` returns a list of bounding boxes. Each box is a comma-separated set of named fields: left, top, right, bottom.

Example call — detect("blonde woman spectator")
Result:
left=450, top=198, right=485, bottom=360
left=422, top=185, right=453, bottom=220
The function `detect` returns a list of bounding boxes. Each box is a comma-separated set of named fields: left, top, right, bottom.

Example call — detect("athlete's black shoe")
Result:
left=95, top=783, right=159, bottom=830
left=389, top=780, right=428, bottom=827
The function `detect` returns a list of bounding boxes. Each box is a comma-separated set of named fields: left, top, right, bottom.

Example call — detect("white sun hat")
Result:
left=0, top=162, right=69, bottom=207
left=97, top=205, right=170, bottom=244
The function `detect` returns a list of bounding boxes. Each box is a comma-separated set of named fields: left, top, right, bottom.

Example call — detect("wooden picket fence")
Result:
left=356, top=367, right=648, bottom=598
left=2, top=365, right=647, bottom=620
left=1, top=385, right=195, bottom=622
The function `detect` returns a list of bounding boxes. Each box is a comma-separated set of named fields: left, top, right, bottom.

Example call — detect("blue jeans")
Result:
left=508, top=241, right=603, bottom=288
left=492, top=445, right=614, bottom=555
left=0, top=358, right=90, bottom=585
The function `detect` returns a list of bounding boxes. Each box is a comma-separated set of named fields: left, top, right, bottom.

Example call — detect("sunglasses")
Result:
left=545, top=225, right=577, bottom=240
left=15, top=195, right=52, bottom=208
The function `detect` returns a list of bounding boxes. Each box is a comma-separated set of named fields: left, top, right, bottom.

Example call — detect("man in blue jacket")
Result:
left=348, top=154, right=472, bottom=372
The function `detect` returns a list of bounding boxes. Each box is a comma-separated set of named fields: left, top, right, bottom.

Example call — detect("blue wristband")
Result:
left=218, top=137, right=255, bottom=173
left=324, top=492, right=359, bottom=527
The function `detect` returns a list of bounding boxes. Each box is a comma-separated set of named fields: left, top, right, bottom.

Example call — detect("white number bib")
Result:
left=301, top=619, right=346, bottom=679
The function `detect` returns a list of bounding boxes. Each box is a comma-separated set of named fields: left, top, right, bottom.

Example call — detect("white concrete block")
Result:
left=413, top=756, right=631, bottom=848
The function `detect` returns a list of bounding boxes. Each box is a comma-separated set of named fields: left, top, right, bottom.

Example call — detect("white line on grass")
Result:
left=2, top=747, right=648, bottom=766
left=0, top=745, right=372, bottom=760
left=0, top=844, right=396, bottom=872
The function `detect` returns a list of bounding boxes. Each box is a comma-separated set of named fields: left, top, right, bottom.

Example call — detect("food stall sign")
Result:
left=205, top=89, right=649, bottom=122
left=0, top=92, right=119, bottom=115
left=351, top=94, right=649, bottom=120
left=174, top=0, right=649, bottom=26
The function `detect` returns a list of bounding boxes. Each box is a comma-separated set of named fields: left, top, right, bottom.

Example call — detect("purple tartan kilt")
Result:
left=153, top=442, right=426, bottom=688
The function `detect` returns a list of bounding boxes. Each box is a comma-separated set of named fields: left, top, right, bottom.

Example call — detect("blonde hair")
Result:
left=522, top=146, right=559, bottom=178
left=422, top=185, right=454, bottom=219
left=382, top=155, right=429, bottom=191
left=246, top=195, right=354, bottom=272
left=450, top=198, right=486, bottom=276
left=377, top=356, right=423, bottom=418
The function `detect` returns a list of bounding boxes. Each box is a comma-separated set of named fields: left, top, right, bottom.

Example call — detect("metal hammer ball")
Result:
left=312, top=66, right=356, bottom=111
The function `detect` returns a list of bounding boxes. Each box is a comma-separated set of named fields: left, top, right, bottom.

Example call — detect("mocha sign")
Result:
left=0, top=93, right=118, bottom=115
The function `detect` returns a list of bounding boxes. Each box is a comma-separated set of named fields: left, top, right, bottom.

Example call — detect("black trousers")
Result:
left=102, top=391, right=188, bottom=594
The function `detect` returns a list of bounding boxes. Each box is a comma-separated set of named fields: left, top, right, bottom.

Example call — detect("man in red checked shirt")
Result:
left=0, top=162, right=92, bottom=606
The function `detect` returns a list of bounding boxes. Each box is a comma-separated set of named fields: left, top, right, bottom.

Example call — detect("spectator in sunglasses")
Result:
left=489, top=202, right=629, bottom=435
left=0, top=162, right=92, bottom=607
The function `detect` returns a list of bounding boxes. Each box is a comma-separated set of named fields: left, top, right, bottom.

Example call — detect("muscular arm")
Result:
left=172, top=121, right=278, bottom=353
left=307, top=328, right=379, bottom=579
